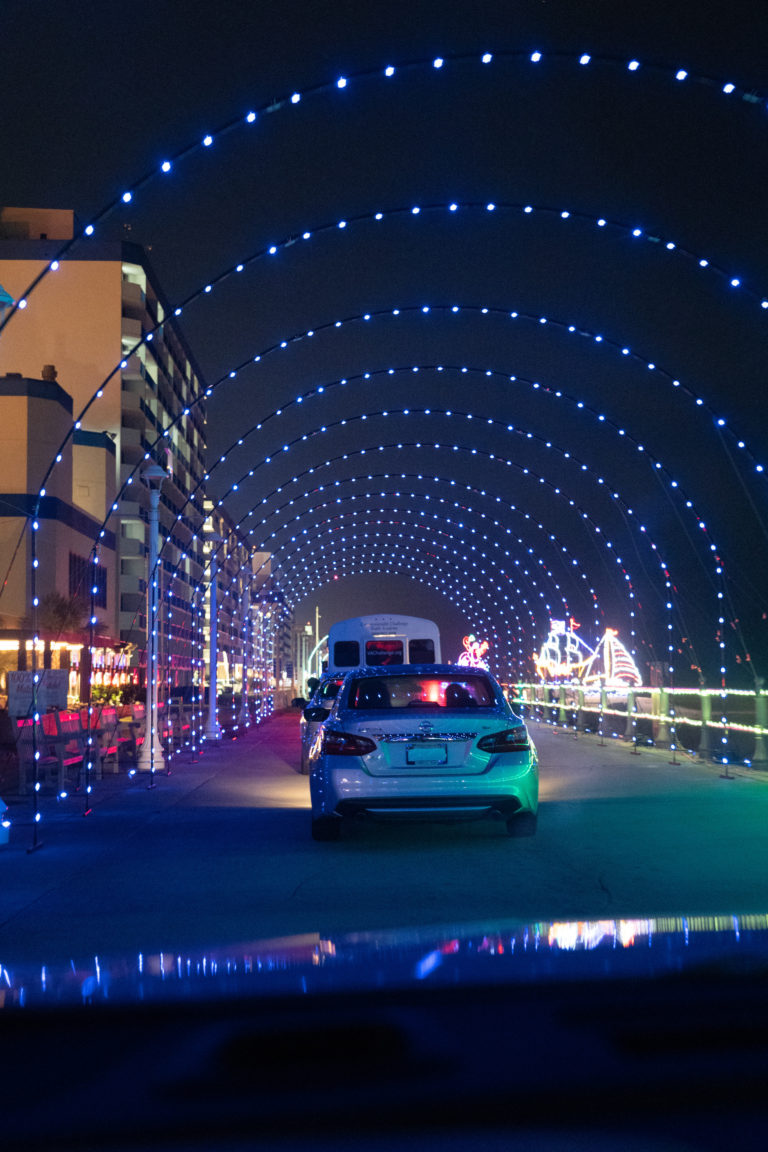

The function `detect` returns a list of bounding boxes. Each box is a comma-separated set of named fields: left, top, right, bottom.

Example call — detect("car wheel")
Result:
left=312, top=816, right=341, bottom=842
left=506, top=811, right=537, bottom=837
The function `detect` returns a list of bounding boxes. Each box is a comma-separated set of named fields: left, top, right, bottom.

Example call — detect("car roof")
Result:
left=343, top=664, right=495, bottom=679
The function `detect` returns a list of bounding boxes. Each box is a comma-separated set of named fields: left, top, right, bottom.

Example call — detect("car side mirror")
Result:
left=303, top=706, right=329, bottom=722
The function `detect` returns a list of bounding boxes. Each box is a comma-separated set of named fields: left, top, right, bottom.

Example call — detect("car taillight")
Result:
left=477, top=727, right=529, bottom=753
left=321, top=730, right=377, bottom=756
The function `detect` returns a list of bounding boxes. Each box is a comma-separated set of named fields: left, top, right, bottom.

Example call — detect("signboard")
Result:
left=6, top=670, right=69, bottom=716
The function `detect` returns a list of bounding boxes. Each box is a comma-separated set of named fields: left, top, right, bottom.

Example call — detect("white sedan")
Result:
left=306, top=665, right=538, bottom=841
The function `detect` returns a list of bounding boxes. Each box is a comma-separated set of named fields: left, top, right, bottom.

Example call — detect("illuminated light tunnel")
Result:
left=10, top=213, right=762, bottom=688
left=125, top=447, right=650, bottom=691
left=203, top=363, right=726, bottom=606
left=17, top=289, right=746, bottom=662
left=3, top=40, right=764, bottom=787
left=28, top=292, right=743, bottom=681
left=215, top=471, right=608, bottom=664
left=16, top=282, right=750, bottom=703
left=192, top=405, right=709, bottom=664
left=146, top=427, right=672, bottom=670
left=255, top=508, right=569, bottom=673
left=50, top=387, right=730, bottom=695
left=257, top=485, right=595, bottom=618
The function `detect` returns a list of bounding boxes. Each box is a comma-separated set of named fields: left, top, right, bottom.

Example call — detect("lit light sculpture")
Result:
left=457, top=634, right=491, bottom=669
left=535, top=619, right=642, bottom=687
left=535, top=619, right=594, bottom=681
left=582, top=629, right=643, bottom=688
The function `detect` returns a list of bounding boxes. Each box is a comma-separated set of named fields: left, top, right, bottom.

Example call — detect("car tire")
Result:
left=506, top=811, right=537, bottom=837
left=311, top=816, right=341, bottom=842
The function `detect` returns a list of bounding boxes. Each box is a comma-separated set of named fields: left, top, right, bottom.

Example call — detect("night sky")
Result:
left=2, top=0, right=768, bottom=681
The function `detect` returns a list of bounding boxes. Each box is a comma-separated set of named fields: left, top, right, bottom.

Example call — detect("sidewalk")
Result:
left=0, top=709, right=307, bottom=963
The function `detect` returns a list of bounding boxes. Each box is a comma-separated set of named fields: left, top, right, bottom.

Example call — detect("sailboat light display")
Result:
left=535, top=620, right=642, bottom=687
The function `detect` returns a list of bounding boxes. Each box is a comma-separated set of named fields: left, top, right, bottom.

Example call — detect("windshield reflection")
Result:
left=3, top=912, right=765, bottom=1009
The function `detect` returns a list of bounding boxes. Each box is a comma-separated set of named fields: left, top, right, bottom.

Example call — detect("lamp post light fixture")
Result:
left=137, top=462, right=167, bottom=781
left=205, top=531, right=224, bottom=745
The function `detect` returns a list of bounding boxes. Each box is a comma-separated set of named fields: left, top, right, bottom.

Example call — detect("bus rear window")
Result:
left=408, top=638, right=435, bottom=664
left=365, top=639, right=404, bottom=666
left=333, top=641, right=360, bottom=667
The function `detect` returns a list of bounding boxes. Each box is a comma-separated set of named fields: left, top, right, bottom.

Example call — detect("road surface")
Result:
left=1, top=709, right=767, bottom=965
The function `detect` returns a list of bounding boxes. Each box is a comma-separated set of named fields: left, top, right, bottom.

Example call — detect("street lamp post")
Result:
left=137, top=463, right=167, bottom=780
left=205, top=532, right=223, bottom=744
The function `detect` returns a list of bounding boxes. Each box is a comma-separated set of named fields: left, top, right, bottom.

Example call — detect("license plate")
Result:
left=406, top=743, right=447, bottom=766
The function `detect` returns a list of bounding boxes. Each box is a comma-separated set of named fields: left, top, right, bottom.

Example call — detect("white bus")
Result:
left=326, top=615, right=442, bottom=674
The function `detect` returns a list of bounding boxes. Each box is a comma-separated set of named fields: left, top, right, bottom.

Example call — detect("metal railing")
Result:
left=508, top=682, right=768, bottom=766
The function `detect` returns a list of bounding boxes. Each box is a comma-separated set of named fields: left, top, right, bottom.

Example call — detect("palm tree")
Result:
left=22, top=593, right=91, bottom=702
left=33, top=592, right=90, bottom=635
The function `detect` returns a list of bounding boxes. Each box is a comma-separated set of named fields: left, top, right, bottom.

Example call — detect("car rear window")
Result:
left=349, top=675, right=496, bottom=710
left=319, top=678, right=344, bottom=701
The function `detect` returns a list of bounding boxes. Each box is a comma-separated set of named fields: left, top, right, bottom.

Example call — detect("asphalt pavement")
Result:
left=3, top=709, right=768, bottom=1152
left=1, top=707, right=766, bottom=971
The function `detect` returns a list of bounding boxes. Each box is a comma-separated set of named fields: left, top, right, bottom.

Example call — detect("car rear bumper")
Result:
left=336, top=794, right=526, bottom=820
left=310, top=760, right=538, bottom=820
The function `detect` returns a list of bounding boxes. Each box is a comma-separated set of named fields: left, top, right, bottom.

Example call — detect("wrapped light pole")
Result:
left=137, top=463, right=167, bottom=781
left=205, top=531, right=223, bottom=745
left=237, top=574, right=251, bottom=729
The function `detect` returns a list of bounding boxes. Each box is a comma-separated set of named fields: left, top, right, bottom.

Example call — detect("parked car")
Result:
left=299, top=673, right=346, bottom=774
left=306, top=665, right=538, bottom=840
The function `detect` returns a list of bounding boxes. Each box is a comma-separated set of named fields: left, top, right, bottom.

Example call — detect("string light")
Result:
left=214, top=433, right=658, bottom=656
left=247, top=471, right=603, bottom=626
left=154, top=338, right=723, bottom=668
left=3, top=46, right=764, bottom=333
left=61, top=322, right=727, bottom=709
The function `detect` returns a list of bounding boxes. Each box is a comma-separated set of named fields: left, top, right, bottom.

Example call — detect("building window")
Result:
left=70, top=553, right=107, bottom=609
